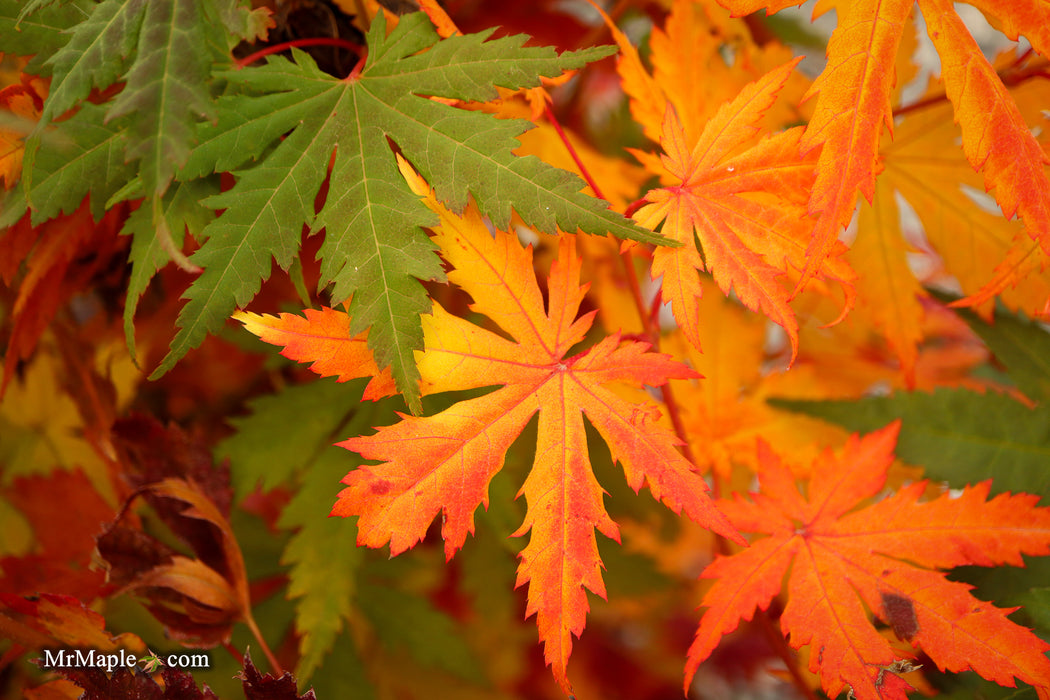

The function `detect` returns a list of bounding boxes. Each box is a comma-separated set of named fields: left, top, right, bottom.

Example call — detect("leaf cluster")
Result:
left=2, top=0, right=1050, bottom=699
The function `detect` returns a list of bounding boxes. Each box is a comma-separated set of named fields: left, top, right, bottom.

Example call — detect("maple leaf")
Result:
left=949, top=298, right=1050, bottom=404
left=121, top=177, right=219, bottom=364
left=21, top=0, right=264, bottom=195
left=4, top=0, right=270, bottom=363
left=167, top=10, right=667, bottom=414
left=20, top=102, right=137, bottom=224
left=658, top=279, right=846, bottom=482
left=0, top=0, right=88, bottom=77
left=602, top=0, right=809, bottom=148
left=718, top=0, right=1050, bottom=287
left=314, top=158, right=742, bottom=693
left=218, top=381, right=396, bottom=681
left=233, top=307, right=397, bottom=403
left=632, top=61, right=853, bottom=358
left=686, top=423, right=1050, bottom=699
left=846, top=49, right=1050, bottom=382
left=22, top=0, right=192, bottom=195
left=98, top=0, right=214, bottom=196
left=776, top=296, right=1050, bottom=496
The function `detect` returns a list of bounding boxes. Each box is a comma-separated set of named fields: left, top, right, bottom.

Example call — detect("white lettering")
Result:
left=37, top=649, right=209, bottom=671
left=41, top=649, right=68, bottom=667
left=166, top=653, right=211, bottom=669
left=188, top=653, right=209, bottom=668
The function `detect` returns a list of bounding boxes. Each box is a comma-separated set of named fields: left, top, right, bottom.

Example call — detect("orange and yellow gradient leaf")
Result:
left=234, top=306, right=397, bottom=401
left=323, top=158, right=743, bottom=693
left=634, top=61, right=853, bottom=360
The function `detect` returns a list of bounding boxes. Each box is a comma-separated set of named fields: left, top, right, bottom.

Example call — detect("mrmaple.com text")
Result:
left=38, top=650, right=210, bottom=673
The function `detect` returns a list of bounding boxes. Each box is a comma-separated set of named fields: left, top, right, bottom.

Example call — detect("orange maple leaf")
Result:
left=322, top=158, right=743, bottom=693
left=599, top=0, right=809, bottom=149
left=0, top=593, right=148, bottom=654
left=686, top=422, right=1050, bottom=699
left=234, top=306, right=397, bottom=401
left=846, top=49, right=1050, bottom=382
left=633, top=60, right=853, bottom=359
left=718, top=0, right=1050, bottom=287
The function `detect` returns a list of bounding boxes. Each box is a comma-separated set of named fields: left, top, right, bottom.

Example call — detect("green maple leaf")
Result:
left=29, top=0, right=235, bottom=192
left=35, top=0, right=145, bottom=128
left=121, top=177, right=219, bottom=363
left=165, top=10, right=669, bottom=413
left=26, top=103, right=134, bottom=223
left=0, top=0, right=91, bottom=75
left=138, top=650, right=165, bottom=674
left=19, top=0, right=241, bottom=215
left=218, top=378, right=391, bottom=681
left=10, top=0, right=269, bottom=362
left=279, top=451, right=365, bottom=682
left=105, top=0, right=214, bottom=195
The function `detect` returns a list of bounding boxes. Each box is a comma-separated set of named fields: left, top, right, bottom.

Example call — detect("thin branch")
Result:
left=544, top=100, right=702, bottom=479
left=242, top=611, right=284, bottom=676
left=236, top=37, right=364, bottom=70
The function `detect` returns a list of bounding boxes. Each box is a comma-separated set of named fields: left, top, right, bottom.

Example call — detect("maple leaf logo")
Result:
left=687, top=422, right=1050, bottom=699
left=138, top=649, right=164, bottom=674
